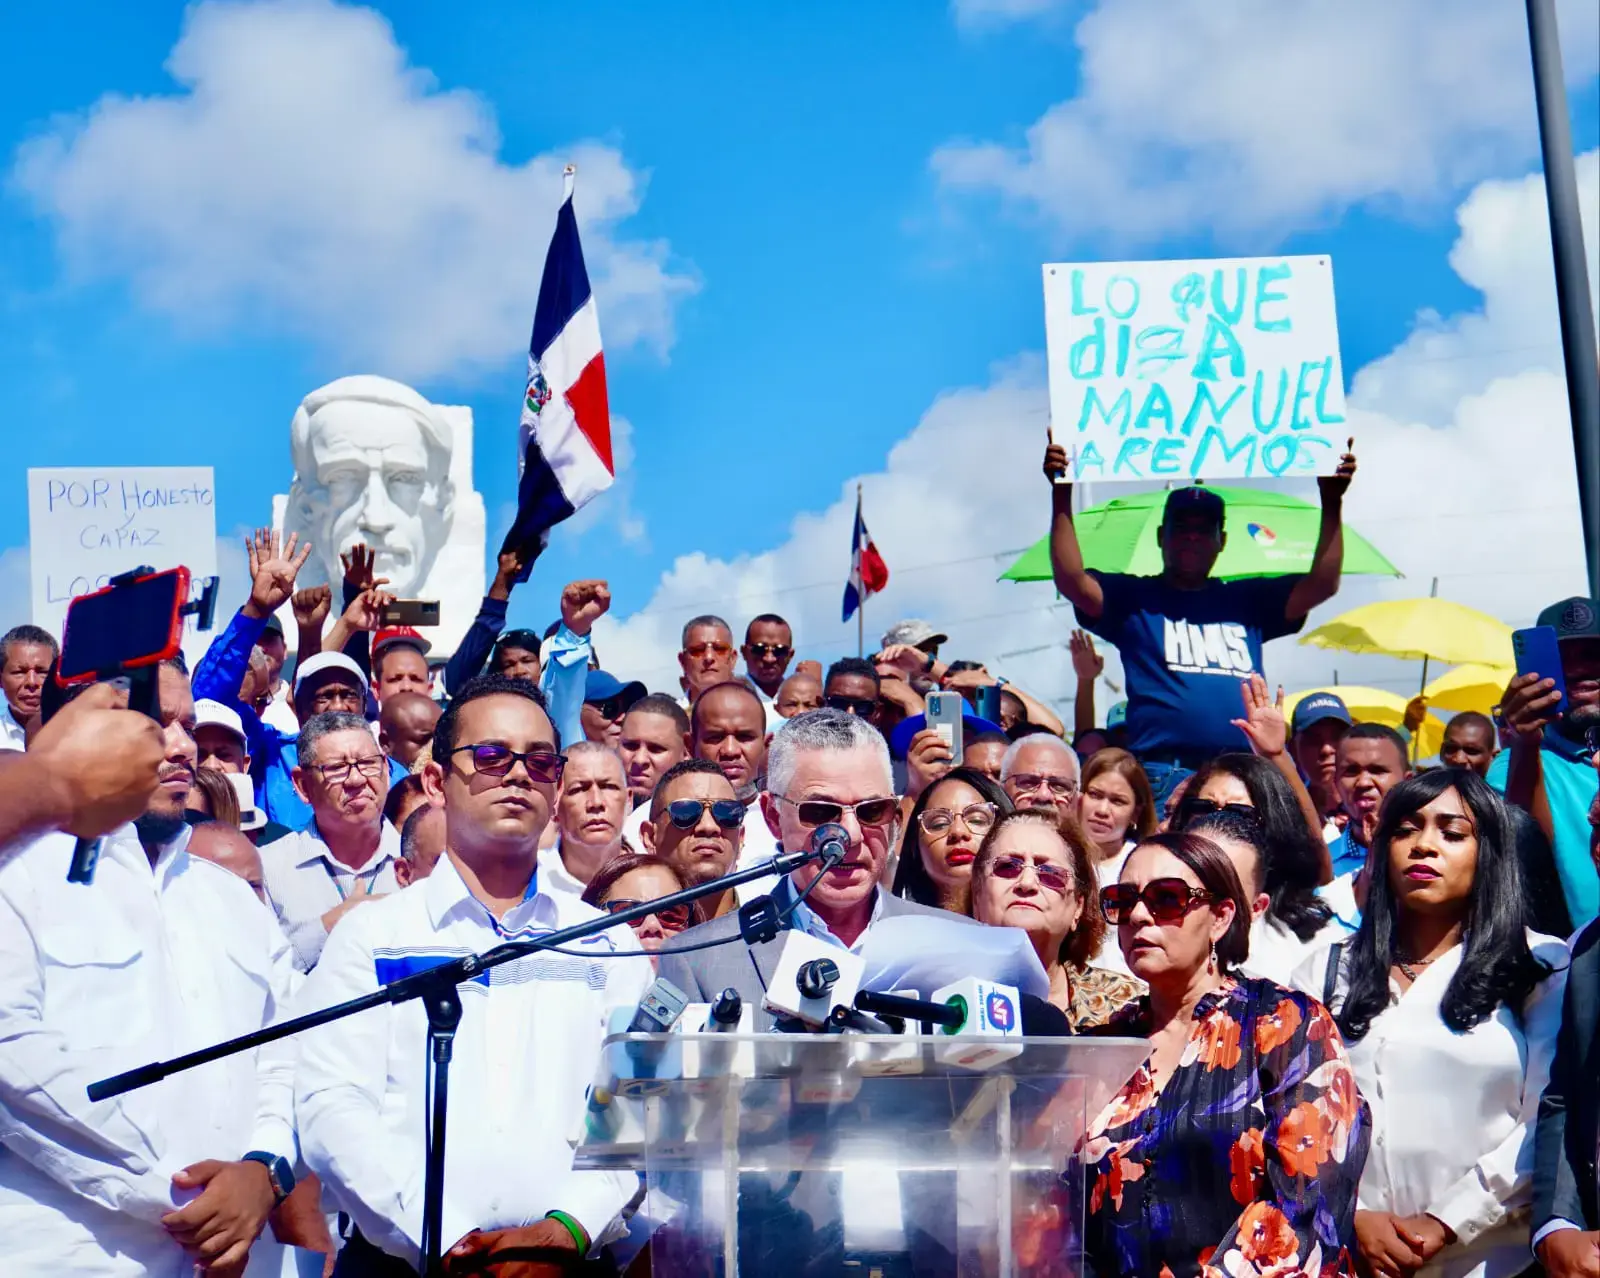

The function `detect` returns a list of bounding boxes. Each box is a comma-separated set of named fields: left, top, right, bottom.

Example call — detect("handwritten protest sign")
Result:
left=1041, top=256, right=1347, bottom=482
left=28, top=467, right=217, bottom=643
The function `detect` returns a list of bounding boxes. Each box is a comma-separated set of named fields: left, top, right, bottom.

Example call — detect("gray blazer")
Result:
left=657, top=888, right=966, bottom=1030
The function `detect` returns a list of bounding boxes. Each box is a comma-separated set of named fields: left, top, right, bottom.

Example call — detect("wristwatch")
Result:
left=240, top=1151, right=295, bottom=1206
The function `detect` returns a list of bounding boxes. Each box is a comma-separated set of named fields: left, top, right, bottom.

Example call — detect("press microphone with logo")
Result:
left=809, top=821, right=850, bottom=872
left=762, top=931, right=865, bottom=1028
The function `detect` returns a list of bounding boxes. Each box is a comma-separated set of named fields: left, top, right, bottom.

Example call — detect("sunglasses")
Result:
left=450, top=743, right=565, bottom=783
left=1100, top=877, right=1213, bottom=924
left=988, top=854, right=1074, bottom=895
left=746, top=643, right=792, bottom=659
left=685, top=642, right=735, bottom=659
left=918, top=803, right=997, bottom=836
left=603, top=899, right=692, bottom=932
left=1185, top=799, right=1255, bottom=819
left=587, top=694, right=634, bottom=721
left=665, top=798, right=745, bottom=830
left=777, top=794, right=898, bottom=828
left=825, top=694, right=878, bottom=717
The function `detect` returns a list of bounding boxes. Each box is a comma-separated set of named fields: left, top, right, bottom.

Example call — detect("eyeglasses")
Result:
left=685, top=642, right=735, bottom=659
left=988, top=854, right=1073, bottom=895
left=603, top=899, right=693, bottom=932
left=825, top=694, right=877, bottom=717
left=746, top=643, right=792, bottom=660
left=306, top=757, right=386, bottom=784
left=665, top=798, right=745, bottom=830
left=1006, top=773, right=1078, bottom=799
left=587, top=694, right=633, bottom=721
left=918, top=802, right=998, bottom=836
left=1184, top=799, right=1256, bottom=820
left=1100, top=877, right=1213, bottom=924
left=776, top=794, right=898, bottom=828
left=449, top=743, right=565, bottom=782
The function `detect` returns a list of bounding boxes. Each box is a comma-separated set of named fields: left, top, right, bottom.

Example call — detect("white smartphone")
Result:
left=925, top=690, right=965, bottom=762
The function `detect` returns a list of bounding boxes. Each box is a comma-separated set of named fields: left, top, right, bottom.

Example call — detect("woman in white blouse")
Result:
left=1294, top=769, right=1568, bottom=1278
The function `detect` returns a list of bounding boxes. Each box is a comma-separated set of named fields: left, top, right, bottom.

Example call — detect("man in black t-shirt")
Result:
left=1041, top=435, right=1357, bottom=800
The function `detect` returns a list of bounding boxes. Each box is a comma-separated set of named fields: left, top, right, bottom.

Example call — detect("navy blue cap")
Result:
left=889, top=712, right=1006, bottom=759
left=1537, top=597, right=1600, bottom=641
left=584, top=669, right=647, bottom=708
left=1291, top=692, right=1353, bottom=734
left=1162, top=486, right=1226, bottom=527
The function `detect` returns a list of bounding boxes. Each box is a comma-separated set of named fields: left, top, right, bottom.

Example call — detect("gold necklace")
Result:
left=1395, top=951, right=1436, bottom=982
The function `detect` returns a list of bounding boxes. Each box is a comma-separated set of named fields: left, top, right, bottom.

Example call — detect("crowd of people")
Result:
left=0, top=440, right=1596, bottom=1278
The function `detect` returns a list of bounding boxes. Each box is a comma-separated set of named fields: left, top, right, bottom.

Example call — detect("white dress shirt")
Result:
left=0, top=823, right=298, bottom=1276
left=260, top=819, right=402, bottom=972
left=0, top=699, right=27, bottom=752
left=1240, top=912, right=1349, bottom=987
left=295, top=852, right=652, bottom=1267
left=1293, top=933, right=1570, bottom=1277
left=538, top=842, right=593, bottom=900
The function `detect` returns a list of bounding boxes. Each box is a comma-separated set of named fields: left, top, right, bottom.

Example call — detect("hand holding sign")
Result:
left=1319, top=437, right=1358, bottom=500
left=1043, top=427, right=1070, bottom=485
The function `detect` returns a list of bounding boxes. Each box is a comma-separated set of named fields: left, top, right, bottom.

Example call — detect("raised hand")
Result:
left=1231, top=674, right=1288, bottom=759
left=1319, top=436, right=1358, bottom=500
left=905, top=727, right=954, bottom=799
left=1500, top=671, right=1562, bottom=743
left=292, top=584, right=333, bottom=633
left=340, top=544, right=378, bottom=594
left=488, top=548, right=526, bottom=603
left=243, top=528, right=311, bottom=621
left=342, top=586, right=394, bottom=635
left=1043, top=427, right=1069, bottom=484
left=877, top=643, right=930, bottom=678
left=1069, top=629, right=1104, bottom=681
left=560, top=580, right=611, bottom=637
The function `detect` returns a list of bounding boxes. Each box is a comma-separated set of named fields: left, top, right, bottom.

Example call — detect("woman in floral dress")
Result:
left=1078, top=831, right=1369, bottom=1277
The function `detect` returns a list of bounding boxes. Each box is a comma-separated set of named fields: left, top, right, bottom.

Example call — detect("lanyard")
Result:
left=320, top=856, right=386, bottom=901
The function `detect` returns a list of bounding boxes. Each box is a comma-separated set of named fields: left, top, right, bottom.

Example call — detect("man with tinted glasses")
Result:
left=580, top=670, right=647, bottom=748
left=641, top=758, right=748, bottom=919
left=742, top=614, right=795, bottom=727
left=823, top=657, right=882, bottom=720
left=297, top=674, right=650, bottom=1272
left=262, top=710, right=403, bottom=971
left=1001, top=733, right=1081, bottom=824
left=660, top=708, right=958, bottom=1022
left=679, top=615, right=738, bottom=706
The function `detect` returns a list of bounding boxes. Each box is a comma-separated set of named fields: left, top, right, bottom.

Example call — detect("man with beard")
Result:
left=640, top=759, right=747, bottom=920
left=0, top=660, right=302, bottom=1274
left=618, top=694, right=690, bottom=814
left=1494, top=597, right=1600, bottom=929
left=741, top=614, right=794, bottom=727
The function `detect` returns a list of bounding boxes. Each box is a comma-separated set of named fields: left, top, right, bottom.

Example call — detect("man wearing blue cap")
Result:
left=1290, top=691, right=1353, bottom=833
left=1492, top=596, right=1600, bottom=929
left=580, top=670, right=647, bottom=748
left=1042, top=438, right=1358, bottom=803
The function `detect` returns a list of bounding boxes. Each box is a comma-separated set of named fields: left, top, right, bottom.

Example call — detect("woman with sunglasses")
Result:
left=1079, top=831, right=1367, bottom=1277
left=891, top=767, right=1013, bottom=915
left=1075, top=748, right=1156, bottom=886
left=582, top=853, right=701, bottom=966
left=969, top=809, right=1142, bottom=1030
left=1292, top=770, right=1567, bottom=1278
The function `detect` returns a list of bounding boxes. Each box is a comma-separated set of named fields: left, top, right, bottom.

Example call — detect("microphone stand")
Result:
left=88, top=842, right=835, bottom=1276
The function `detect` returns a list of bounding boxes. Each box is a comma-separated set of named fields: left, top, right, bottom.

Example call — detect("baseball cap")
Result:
left=292, top=651, right=370, bottom=697
left=584, top=670, right=647, bottom=710
left=1536, top=597, right=1600, bottom=642
left=493, top=628, right=543, bottom=660
left=880, top=619, right=949, bottom=651
left=889, top=712, right=1006, bottom=760
left=1162, top=486, right=1226, bottom=528
left=1105, top=700, right=1128, bottom=731
left=373, top=626, right=432, bottom=658
left=1291, top=692, right=1353, bottom=734
left=261, top=614, right=285, bottom=639
left=194, top=699, right=248, bottom=750
left=227, top=772, right=266, bottom=833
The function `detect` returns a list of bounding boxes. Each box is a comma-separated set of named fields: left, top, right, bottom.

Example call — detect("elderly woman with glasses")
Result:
left=892, top=767, right=1013, bottom=915
left=968, top=808, right=1143, bottom=1030
left=582, top=853, right=701, bottom=968
left=1076, top=831, right=1368, bottom=1278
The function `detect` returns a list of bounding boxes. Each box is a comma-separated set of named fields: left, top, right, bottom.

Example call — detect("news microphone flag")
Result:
left=841, top=489, right=889, bottom=622
left=503, top=166, right=614, bottom=579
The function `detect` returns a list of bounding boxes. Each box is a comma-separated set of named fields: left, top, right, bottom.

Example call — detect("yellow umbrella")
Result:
left=1284, top=686, right=1447, bottom=759
left=1300, top=598, right=1513, bottom=668
left=1422, top=663, right=1514, bottom=715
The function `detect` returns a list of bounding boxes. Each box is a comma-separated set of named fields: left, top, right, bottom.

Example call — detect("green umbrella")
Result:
left=1001, top=486, right=1400, bottom=582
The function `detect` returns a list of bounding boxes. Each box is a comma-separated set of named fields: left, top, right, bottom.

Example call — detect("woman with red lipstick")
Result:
left=891, top=766, right=1011, bottom=915
left=1296, top=770, right=1568, bottom=1278
left=969, top=809, right=1142, bottom=1030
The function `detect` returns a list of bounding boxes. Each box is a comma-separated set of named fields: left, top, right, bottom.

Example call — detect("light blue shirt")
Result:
left=771, top=873, right=886, bottom=953
left=1486, top=735, right=1599, bottom=927
left=538, top=624, right=591, bottom=755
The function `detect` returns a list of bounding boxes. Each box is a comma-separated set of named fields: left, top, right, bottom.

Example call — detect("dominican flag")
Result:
left=841, top=490, right=889, bottom=622
left=503, top=167, right=614, bottom=577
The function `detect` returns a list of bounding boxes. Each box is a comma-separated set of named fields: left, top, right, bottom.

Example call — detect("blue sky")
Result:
left=2, top=0, right=1598, bottom=704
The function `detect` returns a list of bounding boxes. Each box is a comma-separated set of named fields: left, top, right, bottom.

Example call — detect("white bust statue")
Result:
left=275, top=375, right=485, bottom=655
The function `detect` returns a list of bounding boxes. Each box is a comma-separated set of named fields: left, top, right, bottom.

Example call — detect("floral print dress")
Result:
left=1077, top=977, right=1369, bottom=1278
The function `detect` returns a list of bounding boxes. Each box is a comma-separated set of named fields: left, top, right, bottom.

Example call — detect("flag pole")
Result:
left=856, top=482, right=865, bottom=658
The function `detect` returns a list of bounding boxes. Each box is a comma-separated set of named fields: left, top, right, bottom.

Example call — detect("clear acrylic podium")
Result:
left=575, top=1033, right=1148, bottom=1277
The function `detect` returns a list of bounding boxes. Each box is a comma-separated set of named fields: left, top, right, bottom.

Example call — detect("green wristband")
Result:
left=545, top=1209, right=589, bottom=1254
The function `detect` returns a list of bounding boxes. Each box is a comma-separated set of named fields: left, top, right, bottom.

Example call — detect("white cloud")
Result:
left=598, top=153, right=1597, bottom=714
left=933, top=0, right=1600, bottom=246
left=11, top=0, right=697, bottom=382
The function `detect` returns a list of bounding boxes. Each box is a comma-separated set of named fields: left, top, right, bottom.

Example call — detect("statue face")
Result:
left=298, top=399, right=451, bottom=597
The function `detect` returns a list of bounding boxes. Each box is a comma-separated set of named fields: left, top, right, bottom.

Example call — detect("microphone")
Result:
left=762, top=931, right=864, bottom=1028
left=796, top=958, right=841, bottom=1002
left=810, top=822, right=849, bottom=871
left=598, top=977, right=690, bottom=1101
left=854, top=988, right=964, bottom=1030
left=928, top=978, right=1024, bottom=1071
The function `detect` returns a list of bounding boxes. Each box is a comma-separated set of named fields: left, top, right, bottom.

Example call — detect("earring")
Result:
left=1208, top=941, right=1218, bottom=973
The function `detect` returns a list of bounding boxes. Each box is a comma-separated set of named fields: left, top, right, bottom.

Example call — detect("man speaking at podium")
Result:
left=659, top=707, right=953, bottom=1021
left=295, top=675, right=651, bottom=1275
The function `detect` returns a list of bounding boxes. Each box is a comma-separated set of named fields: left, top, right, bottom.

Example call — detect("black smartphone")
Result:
left=57, top=567, right=189, bottom=685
